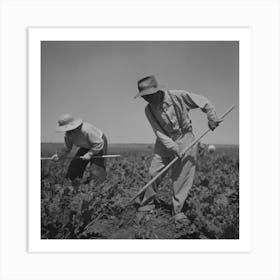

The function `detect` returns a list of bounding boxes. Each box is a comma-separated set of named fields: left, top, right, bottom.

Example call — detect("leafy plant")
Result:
left=41, top=145, right=239, bottom=239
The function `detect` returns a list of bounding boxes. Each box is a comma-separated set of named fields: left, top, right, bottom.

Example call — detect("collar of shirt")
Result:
left=150, top=90, right=172, bottom=111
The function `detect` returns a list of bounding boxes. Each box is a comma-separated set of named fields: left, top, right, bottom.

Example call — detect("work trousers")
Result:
left=66, top=134, right=108, bottom=184
left=140, top=132, right=197, bottom=214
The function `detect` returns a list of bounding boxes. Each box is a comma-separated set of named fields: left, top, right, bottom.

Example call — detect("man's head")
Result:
left=135, top=75, right=165, bottom=102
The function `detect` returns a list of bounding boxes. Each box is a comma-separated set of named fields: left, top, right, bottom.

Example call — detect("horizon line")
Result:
left=41, top=141, right=239, bottom=146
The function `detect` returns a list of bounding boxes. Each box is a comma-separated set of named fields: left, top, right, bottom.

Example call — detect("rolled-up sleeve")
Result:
left=85, top=131, right=104, bottom=157
left=145, top=106, right=178, bottom=152
left=179, top=91, right=218, bottom=122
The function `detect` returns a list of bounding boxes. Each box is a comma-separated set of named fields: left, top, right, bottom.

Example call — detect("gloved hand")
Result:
left=80, top=153, right=91, bottom=161
left=208, top=119, right=223, bottom=131
left=51, top=154, right=59, bottom=161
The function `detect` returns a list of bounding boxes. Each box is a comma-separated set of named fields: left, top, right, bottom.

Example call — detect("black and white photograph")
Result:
left=2, top=0, right=280, bottom=279
left=40, top=40, right=239, bottom=240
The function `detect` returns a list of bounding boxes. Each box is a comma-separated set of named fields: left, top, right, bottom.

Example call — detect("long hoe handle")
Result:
left=128, top=104, right=236, bottom=205
left=41, top=154, right=121, bottom=160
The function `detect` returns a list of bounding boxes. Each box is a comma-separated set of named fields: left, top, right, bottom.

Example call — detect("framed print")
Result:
left=1, top=1, right=279, bottom=280
left=28, top=27, right=252, bottom=253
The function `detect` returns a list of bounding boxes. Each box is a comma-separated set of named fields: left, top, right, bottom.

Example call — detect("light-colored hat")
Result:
left=55, top=114, right=83, bottom=132
left=134, top=75, right=165, bottom=98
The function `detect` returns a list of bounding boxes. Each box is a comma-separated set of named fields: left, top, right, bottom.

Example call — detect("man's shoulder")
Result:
left=82, top=122, right=103, bottom=136
left=81, top=122, right=97, bottom=132
left=167, top=90, right=189, bottom=104
left=168, top=89, right=189, bottom=97
left=81, top=121, right=91, bottom=130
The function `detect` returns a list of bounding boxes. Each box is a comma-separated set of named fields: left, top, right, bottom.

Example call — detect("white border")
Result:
left=2, top=0, right=279, bottom=279
left=28, top=27, right=251, bottom=253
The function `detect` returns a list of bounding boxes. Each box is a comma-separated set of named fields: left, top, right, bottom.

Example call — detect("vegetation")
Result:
left=41, top=143, right=239, bottom=239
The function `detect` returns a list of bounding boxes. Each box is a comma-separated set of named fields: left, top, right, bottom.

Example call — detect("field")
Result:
left=41, top=143, right=239, bottom=239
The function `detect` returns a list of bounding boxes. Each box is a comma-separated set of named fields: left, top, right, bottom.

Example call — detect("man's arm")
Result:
left=82, top=131, right=104, bottom=159
left=145, top=106, right=181, bottom=156
left=177, top=91, right=220, bottom=129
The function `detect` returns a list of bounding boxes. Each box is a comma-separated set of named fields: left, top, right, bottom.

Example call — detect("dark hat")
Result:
left=134, top=75, right=165, bottom=98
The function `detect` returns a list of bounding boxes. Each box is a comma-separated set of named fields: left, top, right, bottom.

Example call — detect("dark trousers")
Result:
left=66, top=134, right=108, bottom=181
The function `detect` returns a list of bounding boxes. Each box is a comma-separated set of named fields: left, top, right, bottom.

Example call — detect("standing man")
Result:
left=135, top=75, right=221, bottom=222
left=51, top=114, right=107, bottom=186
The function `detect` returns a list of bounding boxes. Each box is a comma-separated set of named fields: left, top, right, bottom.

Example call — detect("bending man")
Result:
left=51, top=114, right=107, bottom=186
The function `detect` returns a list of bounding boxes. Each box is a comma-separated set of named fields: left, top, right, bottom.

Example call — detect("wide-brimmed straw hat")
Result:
left=134, top=75, right=165, bottom=98
left=55, top=114, right=83, bottom=132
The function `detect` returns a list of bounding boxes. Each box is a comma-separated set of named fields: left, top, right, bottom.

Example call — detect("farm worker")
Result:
left=51, top=114, right=107, bottom=185
left=135, top=75, right=221, bottom=222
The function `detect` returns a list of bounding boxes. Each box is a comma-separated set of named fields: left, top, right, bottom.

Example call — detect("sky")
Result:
left=41, top=41, right=239, bottom=144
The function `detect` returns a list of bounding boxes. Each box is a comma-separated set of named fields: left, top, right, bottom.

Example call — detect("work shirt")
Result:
left=58, top=122, right=104, bottom=158
left=145, top=89, right=218, bottom=152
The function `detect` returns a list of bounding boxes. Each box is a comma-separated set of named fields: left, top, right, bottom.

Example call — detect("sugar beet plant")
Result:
left=41, top=146, right=239, bottom=239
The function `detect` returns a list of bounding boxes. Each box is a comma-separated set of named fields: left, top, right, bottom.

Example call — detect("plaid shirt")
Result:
left=58, top=122, right=104, bottom=158
left=145, top=89, right=218, bottom=152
